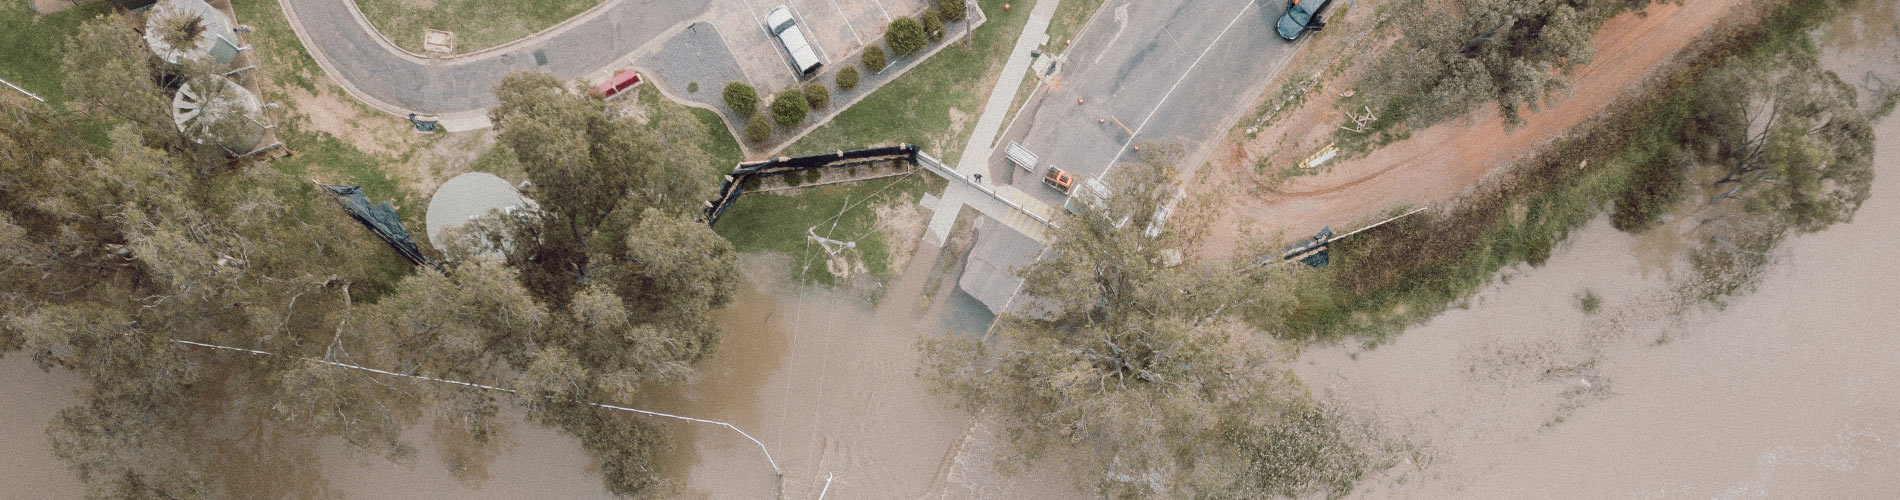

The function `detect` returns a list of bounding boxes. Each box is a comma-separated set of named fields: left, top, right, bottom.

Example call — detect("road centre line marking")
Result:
left=1100, top=0, right=1256, bottom=178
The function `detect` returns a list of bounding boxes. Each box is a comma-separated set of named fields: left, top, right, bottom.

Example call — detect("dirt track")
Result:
left=1200, top=0, right=1742, bottom=257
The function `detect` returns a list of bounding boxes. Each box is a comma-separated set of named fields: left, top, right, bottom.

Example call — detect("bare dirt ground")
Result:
left=1302, top=7, right=1900, bottom=497
left=1200, top=0, right=1743, bottom=257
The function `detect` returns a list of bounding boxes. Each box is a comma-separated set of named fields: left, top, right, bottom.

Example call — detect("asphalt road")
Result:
left=284, top=0, right=710, bottom=114
left=995, top=0, right=1298, bottom=204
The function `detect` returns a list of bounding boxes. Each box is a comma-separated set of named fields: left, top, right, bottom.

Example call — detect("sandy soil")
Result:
left=1301, top=8, right=1900, bottom=496
left=1201, top=0, right=1743, bottom=257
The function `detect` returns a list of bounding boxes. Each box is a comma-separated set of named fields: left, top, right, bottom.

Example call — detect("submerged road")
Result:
left=279, top=0, right=708, bottom=120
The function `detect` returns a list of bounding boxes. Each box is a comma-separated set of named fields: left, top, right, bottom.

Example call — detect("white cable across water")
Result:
left=170, top=339, right=783, bottom=476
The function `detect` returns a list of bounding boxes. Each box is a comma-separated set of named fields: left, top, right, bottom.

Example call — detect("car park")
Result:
left=766, top=5, right=824, bottom=77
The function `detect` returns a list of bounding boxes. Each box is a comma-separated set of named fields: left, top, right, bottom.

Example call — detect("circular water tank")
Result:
left=427, top=173, right=535, bottom=245
left=144, top=0, right=242, bottom=66
left=172, top=76, right=265, bottom=152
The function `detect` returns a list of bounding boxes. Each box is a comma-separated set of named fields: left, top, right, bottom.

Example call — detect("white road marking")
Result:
left=821, top=0, right=867, bottom=47
left=871, top=0, right=893, bottom=23
left=787, top=2, right=834, bottom=64
left=1091, top=3, right=1131, bottom=65
left=1100, top=0, right=1257, bottom=178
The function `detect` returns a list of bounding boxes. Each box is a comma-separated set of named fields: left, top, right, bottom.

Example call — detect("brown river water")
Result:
left=3, top=5, right=1897, bottom=499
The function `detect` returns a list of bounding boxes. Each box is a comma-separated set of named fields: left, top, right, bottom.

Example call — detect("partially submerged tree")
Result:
left=1691, top=50, right=1874, bottom=232
left=922, top=150, right=1368, bottom=497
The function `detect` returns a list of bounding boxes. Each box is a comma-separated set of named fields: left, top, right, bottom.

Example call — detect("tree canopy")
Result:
left=922, top=151, right=1371, bottom=497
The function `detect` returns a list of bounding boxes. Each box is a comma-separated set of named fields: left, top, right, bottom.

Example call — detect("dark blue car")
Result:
left=1276, top=0, right=1331, bottom=40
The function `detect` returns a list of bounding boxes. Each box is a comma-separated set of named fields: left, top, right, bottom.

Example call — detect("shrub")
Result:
left=939, top=0, right=966, bottom=22
left=1611, top=144, right=1689, bottom=232
left=723, top=82, right=758, bottom=115
left=771, top=89, right=809, bottom=127
left=804, top=169, right=822, bottom=184
left=836, top=66, right=860, bottom=90
left=804, top=83, right=830, bottom=109
left=921, top=9, right=945, bottom=41
left=886, top=17, right=926, bottom=57
left=861, top=45, right=888, bottom=72
left=783, top=171, right=803, bottom=187
left=745, top=114, right=772, bottom=143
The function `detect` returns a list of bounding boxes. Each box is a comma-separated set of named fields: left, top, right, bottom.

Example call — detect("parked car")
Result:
left=766, top=6, right=824, bottom=77
left=1275, top=0, right=1331, bottom=41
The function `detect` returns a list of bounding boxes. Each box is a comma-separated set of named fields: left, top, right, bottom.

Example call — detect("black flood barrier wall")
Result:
left=321, top=184, right=446, bottom=273
left=703, top=144, right=919, bottom=226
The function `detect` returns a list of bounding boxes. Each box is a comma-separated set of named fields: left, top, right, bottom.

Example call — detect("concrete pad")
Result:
left=425, top=172, right=529, bottom=242
left=957, top=217, right=1043, bottom=315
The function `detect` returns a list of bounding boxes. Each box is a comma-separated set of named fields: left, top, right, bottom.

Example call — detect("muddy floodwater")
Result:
left=3, top=6, right=1898, bottom=499
left=1304, top=7, right=1900, bottom=497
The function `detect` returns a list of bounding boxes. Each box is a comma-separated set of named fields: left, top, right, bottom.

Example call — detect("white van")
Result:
left=766, top=6, right=823, bottom=77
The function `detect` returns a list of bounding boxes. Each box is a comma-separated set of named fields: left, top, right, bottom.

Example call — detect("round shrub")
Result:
left=804, top=169, right=822, bottom=184
left=745, top=114, right=772, bottom=142
left=922, top=9, right=944, bottom=41
left=886, top=17, right=926, bottom=57
left=861, top=45, right=888, bottom=72
left=771, top=89, right=809, bottom=127
left=939, top=0, right=966, bottom=22
left=804, top=83, right=830, bottom=109
left=723, top=82, right=758, bottom=115
left=836, top=66, right=860, bottom=90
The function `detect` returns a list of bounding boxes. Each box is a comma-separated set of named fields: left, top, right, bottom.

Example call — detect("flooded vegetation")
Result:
left=1, top=1, right=1896, bottom=499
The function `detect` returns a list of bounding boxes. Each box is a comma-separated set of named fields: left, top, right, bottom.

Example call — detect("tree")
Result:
left=921, top=149, right=1362, bottom=497
left=1691, top=51, right=1874, bottom=232
left=745, top=113, right=772, bottom=142
left=939, top=0, right=967, bottom=22
left=722, top=81, right=759, bottom=115
left=1351, top=0, right=1656, bottom=132
left=489, top=71, right=713, bottom=303
left=922, top=8, right=945, bottom=41
left=771, top=88, right=809, bottom=127
left=803, top=82, right=830, bottom=109
left=886, top=17, right=927, bottom=57
left=862, top=45, right=888, bottom=72
left=61, top=15, right=171, bottom=137
left=836, top=66, right=861, bottom=90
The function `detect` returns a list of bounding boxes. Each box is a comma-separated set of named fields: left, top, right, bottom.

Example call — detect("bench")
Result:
left=1005, top=141, right=1038, bottom=171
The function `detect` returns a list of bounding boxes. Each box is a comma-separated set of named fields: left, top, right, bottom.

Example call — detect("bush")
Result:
left=921, top=9, right=945, bottom=41
left=771, top=89, right=809, bottom=127
left=886, top=17, right=926, bottom=57
left=723, top=82, right=758, bottom=115
left=804, top=169, right=822, bottom=184
left=804, top=83, right=830, bottom=109
left=939, top=0, right=966, bottom=22
left=836, top=66, right=860, bottom=90
left=861, top=45, right=888, bottom=72
left=745, top=114, right=772, bottom=142
left=1611, top=144, right=1689, bottom=232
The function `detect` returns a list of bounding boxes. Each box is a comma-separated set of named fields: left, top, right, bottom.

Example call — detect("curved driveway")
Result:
left=282, top=0, right=710, bottom=116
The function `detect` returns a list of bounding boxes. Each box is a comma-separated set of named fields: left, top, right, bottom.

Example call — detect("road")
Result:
left=993, top=0, right=1298, bottom=206
left=953, top=0, right=1302, bottom=314
left=280, top=0, right=709, bottom=118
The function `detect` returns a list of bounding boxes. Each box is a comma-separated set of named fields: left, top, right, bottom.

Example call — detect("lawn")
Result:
left=354, top=0, right=603, bottom=55
left=782, top=0, right=1039, bottom=165
left=0, top=1, right=111, bottom=104
left=718, top=0, right=1034, bottom=285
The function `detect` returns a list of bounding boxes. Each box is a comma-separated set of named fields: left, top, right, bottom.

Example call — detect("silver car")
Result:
left=766, top=6, right=823, bottom=77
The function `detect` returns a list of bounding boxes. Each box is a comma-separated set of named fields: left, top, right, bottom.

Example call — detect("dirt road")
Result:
left=1201, top=0, right=1741, bottom=257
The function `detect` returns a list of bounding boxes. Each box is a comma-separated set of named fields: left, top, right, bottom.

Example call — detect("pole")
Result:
left=1, top=78, right=46, bottom=102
